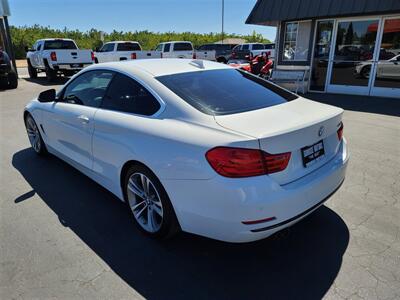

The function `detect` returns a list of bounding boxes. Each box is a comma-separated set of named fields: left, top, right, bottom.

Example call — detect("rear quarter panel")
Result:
left=91, top=110, right=258, bottom=200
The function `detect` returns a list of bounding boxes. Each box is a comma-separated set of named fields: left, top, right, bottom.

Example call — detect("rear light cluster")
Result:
left=50, top=51, right=57, bottom=61
left=91, top=51, right=95, bottom=61
left=131, top=53, right=137, bottom=59
left=206, top=147, right=291, bottom=178
left=337, top=122, right=344, bottom=141
left=192, top=52, right=196, bottom=59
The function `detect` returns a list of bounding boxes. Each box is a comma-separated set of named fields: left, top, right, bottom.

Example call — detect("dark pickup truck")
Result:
left=197, top=43, right=237, bottom=63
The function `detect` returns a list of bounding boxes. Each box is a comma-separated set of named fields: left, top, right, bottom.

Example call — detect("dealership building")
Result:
left=247, top=0, right=400, bottom=98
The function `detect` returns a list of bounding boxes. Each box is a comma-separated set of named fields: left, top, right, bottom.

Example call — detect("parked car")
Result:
left=26, top=38, right=94, bottom=82
left=230, top=43, right=267, bottom=61
left=197, top=43, right=237, bottom=63
left=155, top=41, right=195, bottom=59
left=24, top=59, right=348, bottom=243
left=0, top=50, right=18, bottom=89
left=355, top=54, right=400, bottom=79
left=94, top=41, right=161, bottom=63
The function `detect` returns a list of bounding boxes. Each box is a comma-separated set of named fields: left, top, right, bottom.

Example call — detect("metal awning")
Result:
left=246, top=0, right=400, bottom=26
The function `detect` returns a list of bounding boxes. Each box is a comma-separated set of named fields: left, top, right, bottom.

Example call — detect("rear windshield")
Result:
left=173, top=42, right=193, bottom=51
left=157, top=69, right=297, bottom=115
left=117, top=42, right=141, bottom=51
left=44, top=40, right=77, bottom=50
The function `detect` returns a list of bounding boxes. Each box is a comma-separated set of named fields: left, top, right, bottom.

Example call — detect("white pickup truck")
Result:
left=154, top=41, right=216, bottom=60
left=26, top=38, right=94, bottom=82
left=94, top=41, right=161, bottom=63
left=155, top=41, right=195, bottom=59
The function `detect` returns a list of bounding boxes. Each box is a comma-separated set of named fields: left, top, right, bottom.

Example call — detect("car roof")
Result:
left=89, top=59, right=232, bottom=77
left=107, top=41, right=140, bottom=44
left=159, top=41, right=192, bottom=44
left=39, top=38, right=75, bottom=42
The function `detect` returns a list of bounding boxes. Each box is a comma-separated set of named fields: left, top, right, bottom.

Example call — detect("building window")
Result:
left=283, top=21, right=312, bottom=61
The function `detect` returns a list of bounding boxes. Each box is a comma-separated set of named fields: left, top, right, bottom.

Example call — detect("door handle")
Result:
left=77, top=115, right=90, bottom=124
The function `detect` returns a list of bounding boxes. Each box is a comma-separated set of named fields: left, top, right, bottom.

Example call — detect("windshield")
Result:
left=157, top=69, right=297, bottom=115
left=44, top=40, right=77, bottom=50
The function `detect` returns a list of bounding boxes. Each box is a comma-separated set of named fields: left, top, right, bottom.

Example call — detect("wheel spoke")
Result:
left=147, top=207, right=154, bottom=230
left=140, top=174, right=150, bottom=196
left=152, top=204, right=163, bottom=217
left=135, top=204, right=147, bottom=219
left=132, top=199, right=146, bottom=211
left=128, top=178, right=146, bottom=199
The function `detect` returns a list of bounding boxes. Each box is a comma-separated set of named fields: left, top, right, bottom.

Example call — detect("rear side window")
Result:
left=252, top=44, right=265, bottom=50
left=61, top=70, right=114, bottom=107
left=157, top=69, right=297, bottom=115
left=102, top=73, right=161, bottom=116
left=164, top=43, right=171, bottom=52
left=100, top=43, right=115, bottom=52
left=173, top=42, right=193, bottom=51
left=242, top=44, right=249, bottom=50
left=117, top=42, right=141, bottom=51
left=44, top=40, right=77, bottom=50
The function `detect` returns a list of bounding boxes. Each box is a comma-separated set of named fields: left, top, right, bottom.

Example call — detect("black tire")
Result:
left=24, top=114, right=48, bottom=156
left=27, top=59, right=38, bottom=79
left=94, top=58, right=99, bottom=64
left=45, top=63, right=57, bottom=82
left=217, top=57, right=227, bottom=64
left=123, top=164, right=180, bottom=239
left=7, top=69, right=18, bottom=89
left=361, top=65, right=371, bottom=79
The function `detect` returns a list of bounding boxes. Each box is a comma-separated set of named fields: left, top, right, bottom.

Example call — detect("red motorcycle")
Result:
left=237, top=53, right=273, bottom=79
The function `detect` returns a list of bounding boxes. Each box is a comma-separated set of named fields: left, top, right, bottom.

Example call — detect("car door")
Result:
left=98, top=43, right=115, bottom=62
left=41, top=70, right=114, bottom=170
left=32, top=41, right=43, bottom=68
left=91, top=72, right=162, bottom=195
left=163, top=43, right=171, bottom=58
left=384, top=56, right=400, bottom=78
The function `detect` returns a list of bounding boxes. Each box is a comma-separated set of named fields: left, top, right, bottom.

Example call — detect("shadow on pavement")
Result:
left=12, top=148, right=349, bottom=300
left=23, top=77, right=69, bottom=86
left=305, top=92, right=400, bottom=117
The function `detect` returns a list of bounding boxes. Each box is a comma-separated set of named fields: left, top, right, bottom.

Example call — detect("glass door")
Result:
left=310, top=20, right=334, bottom=91
left=327, top=19, right=379, bottom=95
left=370, top=17, right=400, bottom=97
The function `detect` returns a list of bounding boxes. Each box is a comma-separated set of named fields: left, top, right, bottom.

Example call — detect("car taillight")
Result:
left=131, top=53, right=137, bottom=59
left=91, top=51, right=95, bottom=61
left=50, top=51, right=57, bottom=61
left=232, top=52, right=236, bottom=58
left=337, top=122, right=344, bottom=141
left=205, top=147, right=291, bottom=178
left=192, top=52, right=196, bottom=59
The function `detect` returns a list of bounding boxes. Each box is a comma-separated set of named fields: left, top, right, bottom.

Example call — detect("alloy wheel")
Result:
left=127, top=172, right=164, bottom=233
left=26, top=116, right=41, bottom=153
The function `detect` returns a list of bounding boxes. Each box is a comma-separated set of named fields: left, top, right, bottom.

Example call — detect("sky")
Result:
left=8, top=0, right=277, bottom=41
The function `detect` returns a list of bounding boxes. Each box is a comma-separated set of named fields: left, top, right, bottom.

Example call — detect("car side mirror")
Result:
left=38, top=89, right=56, bottom=102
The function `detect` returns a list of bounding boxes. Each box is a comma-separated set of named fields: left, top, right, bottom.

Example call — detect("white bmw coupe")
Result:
left=24, top=59, right=348, bottom=243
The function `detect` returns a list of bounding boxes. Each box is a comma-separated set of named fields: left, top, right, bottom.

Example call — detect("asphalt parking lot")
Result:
left=1, top=72, right=399, bottom=300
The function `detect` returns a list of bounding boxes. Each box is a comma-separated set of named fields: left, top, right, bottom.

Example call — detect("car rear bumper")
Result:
left=162, top=138, right=349, bottom=243
left=52, top=63, right=93, bottom=70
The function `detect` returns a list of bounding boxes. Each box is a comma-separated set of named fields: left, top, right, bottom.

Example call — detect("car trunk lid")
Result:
left=214, top=98, right=344, bottom=185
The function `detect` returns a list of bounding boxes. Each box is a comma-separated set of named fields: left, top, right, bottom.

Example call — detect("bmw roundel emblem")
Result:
left=318, top=126, right=325, bottom=137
